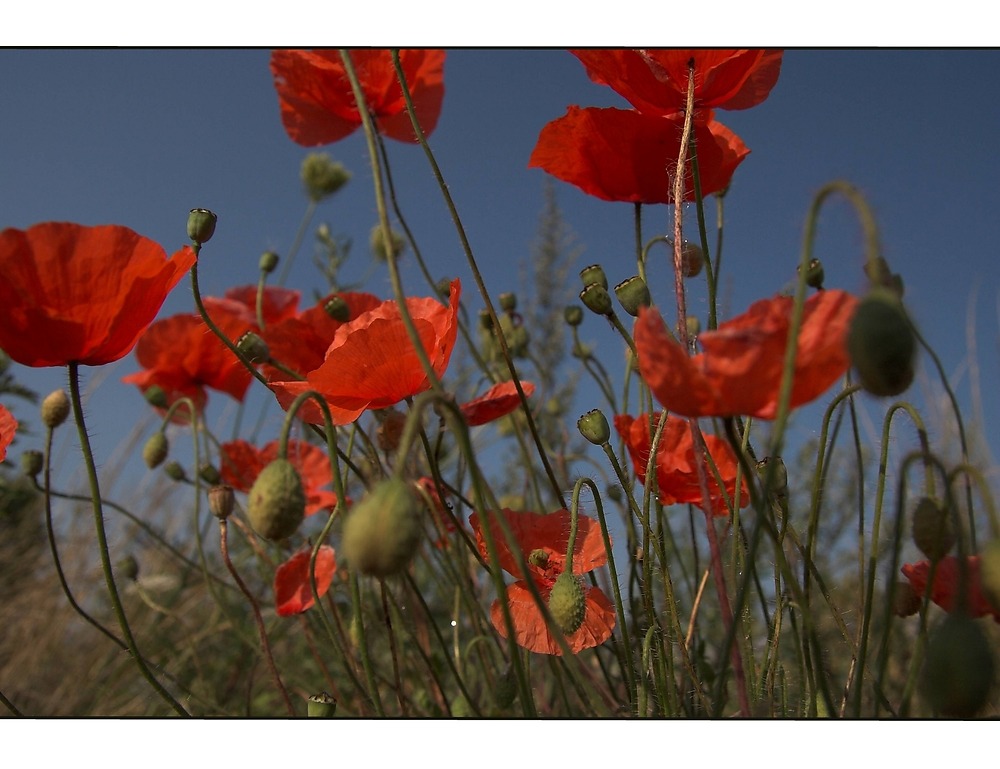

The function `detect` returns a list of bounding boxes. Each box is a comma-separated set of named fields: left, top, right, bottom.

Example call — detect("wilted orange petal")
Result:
left=460, top=380, right=535, bottom=426
left=275, top=545, right=337, bottom=617
left=490, top=580, right=616, bottom=655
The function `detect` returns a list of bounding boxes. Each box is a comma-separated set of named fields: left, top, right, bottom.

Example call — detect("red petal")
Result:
left=460, top=380, right=535, bottom=426
left=902, top=557, right=1000, bottom=623
left=274, top=545, right=337, bottom=617
left=0, top=404, right=17, bottom=462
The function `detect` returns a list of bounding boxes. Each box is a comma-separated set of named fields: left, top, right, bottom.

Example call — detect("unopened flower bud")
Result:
left=198, top=462, right=222, bottom=485
left=912, top=497, right=954, bottom=562
left=980, top=539, right=1000, bottom=609
left=864, top=256, right=904, bottom=298
left=41, top=389, right=70, bottom=429
left=117, top=554, right=139, bottom=582
left=208, top=484, right=235, bottom=520
left=323, top=295, right=350, bottom=322
left=142, top=432, right=169, bottom=469
left=307, top=692, right=338, bottom=718
left=493, top=665, right=519, bottom=710
left=21, top=450, right=44, bottom=478
left=892, top=580, right=922, bottom=618
left=548, top=571, right=587, bottom=635
left=799, top=258, right=825, bottom=290
left=341, top=476, right=422, bottom=578
left=580, top=283, right=613, bottom=316
left=259, top=251, right=280, bottom=274
left=847, top=290, right=916, bottom=397
left=164, top=461, right=187, bottom=482
left=680, top=242, right=704, bottom=278
left=187, top=208, right=217, bottom=246
left=755, top=456, right=788, bottom=497
left=923, top=613, right=995, bottom=717
left=564, top=305, right=583, bottom=327
left=606, top=484, right=624, bottom=503
left=376, top=409, right=408, bottom=452
left=579, top=264, right=608, bottom=289
left=144, top=385, right=169, bottom=409
left=499, top=292, right=517, bottom=313
left=301, top=152, right=351, bottom=202
left=247, top=459, right=306, bottom=540
left=577, top=409, right=611, bottom=445
left=237, top=331, right=270, bottom=365
left=614, top=276, right=651, bottom=317
left=370, top=224, right=406, bottom=262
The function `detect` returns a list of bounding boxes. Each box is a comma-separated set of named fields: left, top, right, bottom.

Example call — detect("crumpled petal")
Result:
left=275, top=545, right=337, bottom=617
left=460, top=380, right=535, bottom=426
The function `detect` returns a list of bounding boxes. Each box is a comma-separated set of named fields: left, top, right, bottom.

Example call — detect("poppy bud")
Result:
left=144, top=385, right=169, bottom=409
left=187, top=208, right=217, bottom=246
left=579, top=264, right=608, bottom=289
left=864, top=256, right=904, bottom=298
left=847, top=290, right=916, bottom=397
left=323, top=295, right=350, bottom=322
left=755, top=456, right=788, bottom=497
left=499, top=292, right=517, bottom=313
left=41, top=389, right=70, bottom=429
left=685, top=315, right=701, bottom=339
left=247, top=459, right=306, bottom=541
left=548, top=571, right=587, bottom=635
left=208, top=484, right=235, bottom=520
left=301, top=152, right=351, bottom=202
left=237, top=331, right=269, bottom=365
left=577, top=409, right=611, bottom=445
left=493, top=665, right=518, bottom=710
left=580, top=283, right=613, bottom=317
left=341, top=476, right=422, bottom=578
left=307, top=692, right=338, bottom=718
left=198, top=462, right=222, bottom=485
left=142, top=432, right=169, bottom=469
left=892, top=580, right=922, bottom=618
left=606, top=484, right=624, bottom=503
left=164, top=461, right=186, bottom=482
left=376, top=408, right=408, bottom=452
left=614, top=276, right=651, bottom=317
left=912, top=497, right=954, bottom=562
left=981, top=539, right=1000, bottom=609
left=117, top=554, right=139, bottom=582
left=680, top=242, right=704, bottom=278
left=507, top=324, right=530, bottom=359
left=370, top=225, right=406, bottom=262
left=528, top=548, right=549, bottom=569
left=21, top=450, right=44, bottom=478
left=923, top=613, right=995, bottom=717
left=564, top=305, right=583, bottom=327
left=259, top=250, right=280, bottom=274
left=799, top=258, right=825, bottom=290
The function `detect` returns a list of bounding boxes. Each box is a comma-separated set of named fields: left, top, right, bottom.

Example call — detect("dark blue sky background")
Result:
left=2, top=49, right=998, bottom=502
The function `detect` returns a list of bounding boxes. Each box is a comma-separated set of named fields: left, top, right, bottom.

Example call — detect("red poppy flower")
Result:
left=271, top=49, right=446, bottom=146
left=274, top=545, right=337, bottom=617
left=469, top=508, right=616, bottom=656
left=529, top=106, right=749, bottom=204
left=460, top=380, right=536, bottom=426
left=0, top=222, right=195, bottom=367
left=260, top=291, right=382, bottom=381
left=634, top=290, right=859, bottom=420
left=219, top=438, right=342, bottom=516
left=122, top=297, right=258, bottom=420
left=270, top=280, right=462, bottom=425
left=571, top=49, right=783, bottom=118
left=901, top=556, right=1000, bottom=623
left=223, top=285, right=301, bottom=325
left=614, top=412, right=747, bottom=516
left=0, top=404, right=16, bottom=462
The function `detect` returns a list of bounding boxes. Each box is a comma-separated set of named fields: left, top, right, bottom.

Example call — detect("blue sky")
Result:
left=2, top=49, right=999, bottom=503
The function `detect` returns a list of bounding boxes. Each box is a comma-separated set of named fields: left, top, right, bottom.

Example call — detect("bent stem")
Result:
left=67, top=362, right=188, bottom=717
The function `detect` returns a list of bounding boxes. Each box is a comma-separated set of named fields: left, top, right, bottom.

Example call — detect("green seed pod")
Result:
left=580, top=283, right=613, bottom=316
left=923, top=613, right=995, bottom=717
left=685, top=315, right=701, bottom=339
left=577, top=409, right=611, bottom=445
left=187, top=208, right=217, bottom=246
left=21, top=450, right=44, bottom=478
left=498, top=292, right=517, bottom=313
left=799, top=257, right=825, bottom=290
left=246, top=459, right=306, bottom=541
left=493, top=665, right=519, bottom=710
left=208, top=485, right=235, bottom=520
left=237, top=331, right=270, bottom=365
left=144, top=384, right=169, bottom=409
left=614, top=276, right=651, bottom=317
left=142, top=432, right=169, bottom=469
left=41, top=389, right=70, bottom=429
left=847, top=290, right=916, bottom=397
left=117, top=554, right=139, bottom=582
left=341, top=476, right=422, bottom=578
left=911, top=497, right=954, bottom=562
left=164, top=461, right=187, bottom=482
left=579, top=263, right=608, bottom=289
left=548, top=571, right=587, bottom=635
left=680, top=241, right=704, bottom=278
left=306, top=692, right=338, bottom=718
left=259, top=250, right=280, bottom=274
left=301, top=152, right=351, bottom=202
left=323, top=295, right=350, bottom=322
left=370, top=224, right=406, bottom=262
left=564, top=305, right=584, bottom=327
